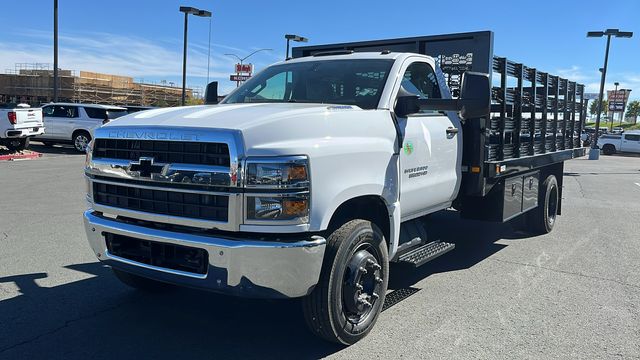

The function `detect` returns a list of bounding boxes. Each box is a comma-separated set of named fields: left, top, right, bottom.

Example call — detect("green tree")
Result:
left=626, top=100, right=640, bottom=124
left=589, top=99, right=608, bottom=116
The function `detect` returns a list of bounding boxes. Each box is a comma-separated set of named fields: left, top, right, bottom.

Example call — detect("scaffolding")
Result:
left=0, top=63, right=193, bottom=106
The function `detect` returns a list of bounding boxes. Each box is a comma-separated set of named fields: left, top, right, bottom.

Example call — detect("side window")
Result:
left=625, top=134, right=640, bottom=142
left=401, top=62, right=441, bottom=111
left=246, top=71, right=290, bottom=102
left=52, top=105, right=78, bottom=118
left=42, top=106, right=54, bottom=116
left=84, top=107, right=107, bottom=119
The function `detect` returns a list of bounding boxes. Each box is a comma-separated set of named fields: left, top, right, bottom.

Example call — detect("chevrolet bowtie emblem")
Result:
left=128, top=157, right=164, bottom=178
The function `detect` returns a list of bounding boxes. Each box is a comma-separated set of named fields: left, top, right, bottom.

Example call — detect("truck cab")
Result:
left=83, top=31, right=586, bottom=345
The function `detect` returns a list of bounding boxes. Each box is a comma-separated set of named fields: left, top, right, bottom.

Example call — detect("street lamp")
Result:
left=586, top=28, right=633, bottom=160
left=179, top=6, right=211, bottom=106
left=285, top=34, right=308, bottom=60
left=224, top=48, right=272, bottom=87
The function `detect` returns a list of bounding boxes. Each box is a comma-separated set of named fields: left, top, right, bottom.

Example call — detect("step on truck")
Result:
left=83, top=31, right=587, bottom=344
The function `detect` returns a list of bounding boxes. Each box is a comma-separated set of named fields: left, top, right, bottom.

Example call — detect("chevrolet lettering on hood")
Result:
left=107, top=130, right=201, bottom=141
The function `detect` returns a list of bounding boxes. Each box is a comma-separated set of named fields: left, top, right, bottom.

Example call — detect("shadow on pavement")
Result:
left=28, top=141, right=84, bottom=156
left=0, top=210, right=527, bottom=359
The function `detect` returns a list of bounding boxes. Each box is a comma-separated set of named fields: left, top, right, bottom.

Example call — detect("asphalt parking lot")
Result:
left=0, top=148, right=639, bottom=359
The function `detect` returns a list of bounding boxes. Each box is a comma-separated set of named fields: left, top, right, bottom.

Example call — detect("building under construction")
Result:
left=0, top=63, right=195, bottom=107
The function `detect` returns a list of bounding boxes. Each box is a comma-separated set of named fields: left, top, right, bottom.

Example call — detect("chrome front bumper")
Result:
left=83, top=210, right=326, bottom=298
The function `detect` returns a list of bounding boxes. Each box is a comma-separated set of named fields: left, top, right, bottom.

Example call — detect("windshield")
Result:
left=223, top=59, right=394, bottom=110
left=106, top=110, right=128, bottom=119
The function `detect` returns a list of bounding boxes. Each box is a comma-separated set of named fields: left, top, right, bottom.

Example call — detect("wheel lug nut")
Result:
left=355, top=284, right=363, bottom=290
left=358, top=266, right=368, bottom=274
left=372, top=263, right=381, bottom=270
left=375, top=277, right=383, bottom=284
left=371, top=293, right=379, bottom=300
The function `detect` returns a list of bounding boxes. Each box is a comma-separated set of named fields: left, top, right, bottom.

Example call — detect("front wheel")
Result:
left=302, top=219, right=389, bottom=345
left=5, top=137, right=29, bottom=152
left=526, top=175, right=559, bottom=234
left=602, top=144, right=616, bottom=155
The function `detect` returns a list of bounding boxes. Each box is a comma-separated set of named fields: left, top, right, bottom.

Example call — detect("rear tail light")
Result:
left=7, top=111, right=17, bottom=125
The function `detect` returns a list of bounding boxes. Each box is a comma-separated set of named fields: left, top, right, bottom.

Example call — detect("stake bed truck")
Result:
left=83, top=31, right=587, bottom=344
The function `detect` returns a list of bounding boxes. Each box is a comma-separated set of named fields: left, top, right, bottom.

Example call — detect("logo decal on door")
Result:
left=403, top=141, right=414, bottom=155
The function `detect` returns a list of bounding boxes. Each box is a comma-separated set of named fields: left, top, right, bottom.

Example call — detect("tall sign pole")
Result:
left=53, top=0, right=59, bottom=102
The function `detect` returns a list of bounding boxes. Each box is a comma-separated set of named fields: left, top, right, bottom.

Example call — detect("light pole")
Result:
left=285, top=34, right=308, bottom=60
left=611, top=82, right=619, bottom=132
left=224, top=48, right=272, bottom=87
left=179, top=6, right=211, bottom=106
left=586, top=28, right=633, bottom=160
left=53, top=0, right=58, bottom=102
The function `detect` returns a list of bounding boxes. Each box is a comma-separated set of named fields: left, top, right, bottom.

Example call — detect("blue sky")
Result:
left=1, top=0, right=639, bottom=99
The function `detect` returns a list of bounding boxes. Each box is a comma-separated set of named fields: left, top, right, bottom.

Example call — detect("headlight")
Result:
left=246, top=195, right=309, bottom=222
left=244, top=156, right=310, bottom=225
left=245, top=157, right=308, bottom=188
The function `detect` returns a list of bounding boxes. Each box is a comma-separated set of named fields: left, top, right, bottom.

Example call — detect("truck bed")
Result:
left=293, top=31, right=587, bottom=197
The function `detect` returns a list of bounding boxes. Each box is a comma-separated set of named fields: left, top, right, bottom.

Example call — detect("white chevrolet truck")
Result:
left=0, top=104, right=44, bottom=151
left=83, top=32, right=587, bottom=344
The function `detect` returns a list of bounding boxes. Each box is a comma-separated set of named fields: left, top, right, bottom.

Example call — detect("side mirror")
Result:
left=205, top=81, right=219, bottom=105
left=394, top=86, right=421, bottom=118
left=458, top=72, right=490, bottom=119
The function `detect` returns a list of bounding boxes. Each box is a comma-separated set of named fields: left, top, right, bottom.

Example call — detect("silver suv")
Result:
left=36, top=103, right=128, bottom=152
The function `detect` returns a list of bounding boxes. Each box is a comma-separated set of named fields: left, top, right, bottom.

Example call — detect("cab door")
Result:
left=395, top=60, right=462, bottom=219
left=621, top=134, right=640, bottom=152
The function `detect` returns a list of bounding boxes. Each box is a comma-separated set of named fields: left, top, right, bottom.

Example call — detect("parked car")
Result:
left=598, top=130, right=640, bottom=155
left=36, top=103, right=128, bottom=152
left=611, top=126, right=624, bottom=134
left=0, top=103, right=44, bottom=151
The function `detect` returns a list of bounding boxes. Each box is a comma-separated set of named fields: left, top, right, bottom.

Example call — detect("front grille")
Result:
left=106, top=233, right=208, bottom=275
left=94, top=183, right=229, bottom=222
left=93, top=139, right=230, bottom=167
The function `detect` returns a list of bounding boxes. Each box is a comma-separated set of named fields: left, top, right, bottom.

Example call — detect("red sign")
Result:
left=608, top=90, right=632, bottom=111
left=230, top=74, right=251, bottom=82
left=235, top=63, right=253, bottom=74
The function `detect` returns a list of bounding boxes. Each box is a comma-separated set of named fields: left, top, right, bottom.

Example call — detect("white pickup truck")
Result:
left=0, top=104, right=44, bottom=151
left=597, top=130, right=640, bottom=154
left=83, top=32, right=587, bottom=344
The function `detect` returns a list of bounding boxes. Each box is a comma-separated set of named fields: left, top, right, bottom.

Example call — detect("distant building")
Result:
left=0, top=63, right=193, bottom=106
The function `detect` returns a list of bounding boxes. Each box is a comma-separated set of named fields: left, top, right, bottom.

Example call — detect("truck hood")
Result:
left=106, top=103, right=361, bottom=131
left=103, top=103, right=382, bottom=156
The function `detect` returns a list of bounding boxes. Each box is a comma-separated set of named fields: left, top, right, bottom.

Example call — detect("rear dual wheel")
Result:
left=303, top=219, right=389, bottom=345
left=527, top=175, right=559, bottom=234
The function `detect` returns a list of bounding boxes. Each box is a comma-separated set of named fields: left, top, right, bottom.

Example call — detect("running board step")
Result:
left=397, top=241, right=455, bottom=267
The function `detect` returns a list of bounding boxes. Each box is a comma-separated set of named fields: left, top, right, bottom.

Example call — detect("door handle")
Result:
left=446, top=127, right=459, bottom=135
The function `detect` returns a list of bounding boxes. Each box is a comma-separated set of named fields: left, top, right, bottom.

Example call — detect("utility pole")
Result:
left=53, top=0, right=59, bottom=102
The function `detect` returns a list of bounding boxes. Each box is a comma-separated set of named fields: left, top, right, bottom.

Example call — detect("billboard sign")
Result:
left=235, top=63, right=253, bottom=74
left=607, top=90, right=631, bottom=112
left=583, top=93, right=600, bottom=100
left=230, top=74, right=251, bottom=82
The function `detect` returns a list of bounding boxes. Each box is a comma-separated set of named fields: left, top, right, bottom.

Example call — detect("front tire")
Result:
left=73, top=131, right=91, bottom=152
left=527, top=175, right=559, bottom=234
left=6, top=137, right=29, bottom=152
left=302, top=219, right=389, bottom=345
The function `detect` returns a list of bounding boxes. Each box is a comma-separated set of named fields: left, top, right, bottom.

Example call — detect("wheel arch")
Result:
left=325, top=195, right=392, bottom=250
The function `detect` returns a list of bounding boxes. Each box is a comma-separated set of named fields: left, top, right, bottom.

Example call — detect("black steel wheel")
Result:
left=302, top=219, right=389, bottom=345
left=527, top=175, right=558, bottom=234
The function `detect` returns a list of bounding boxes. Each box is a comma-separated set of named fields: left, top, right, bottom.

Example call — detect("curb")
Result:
left=0, top=151, right=43, bottom=161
